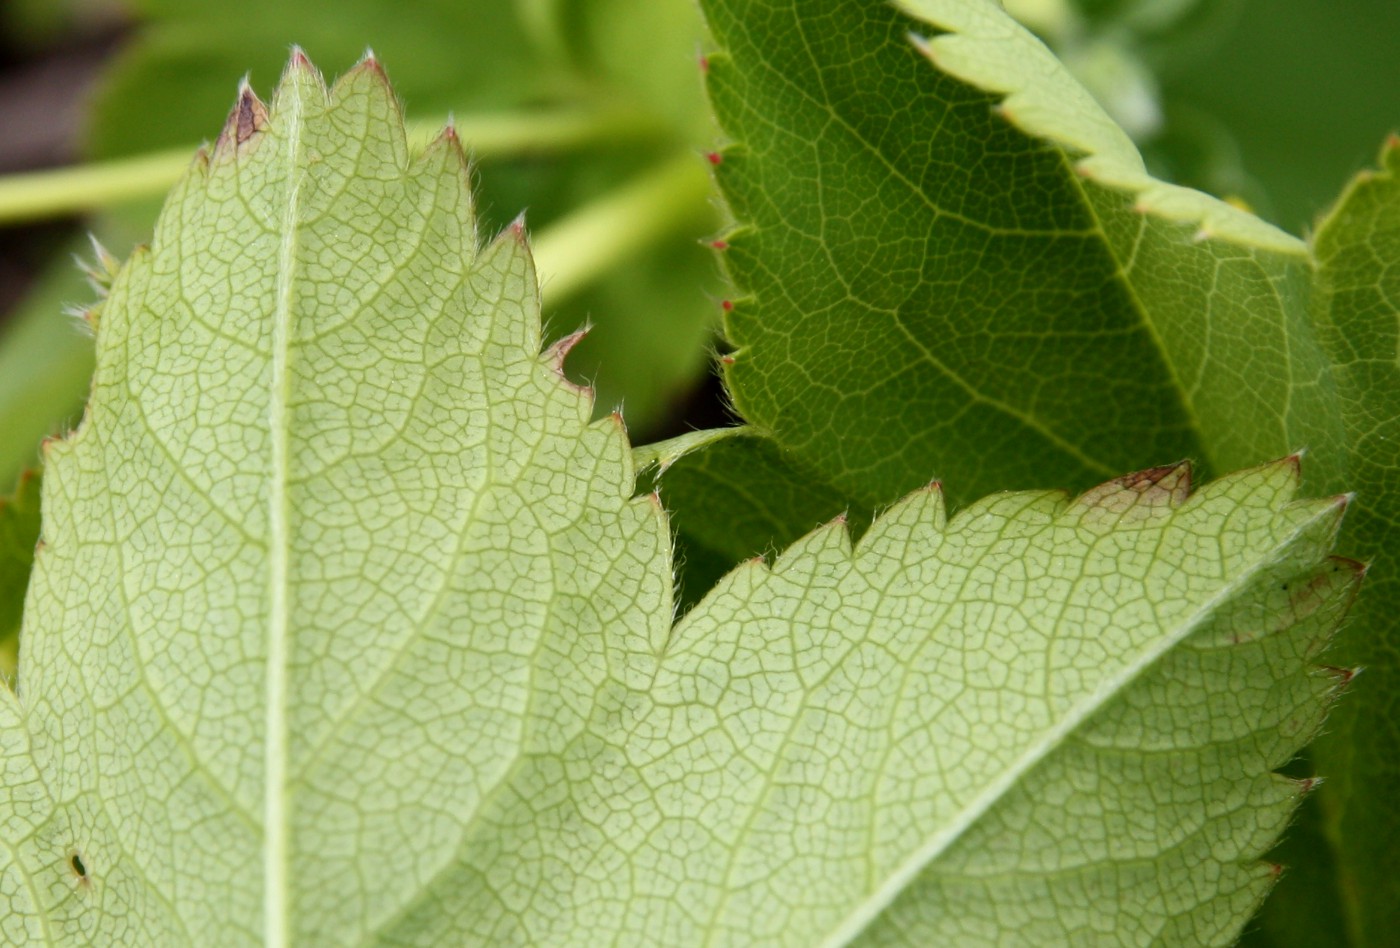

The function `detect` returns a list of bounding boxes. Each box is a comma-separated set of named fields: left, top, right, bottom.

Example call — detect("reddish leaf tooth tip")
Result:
left=706, top=151, right=723, bottom=166
left=699, top=53, right=710, bottom=73
left=1296, top=776, right=1321, bottom=794
left=719, top=355, right=736, bottom=366
left=1268, top=862, right=1285, bottom=880
left=721, top=300, right=734, bottom=312
left=1321, top=664, right=1359, bottom=687
left=711, top=240, right=729, bottom=250
left=1346, top=557, right=1372, bottom=579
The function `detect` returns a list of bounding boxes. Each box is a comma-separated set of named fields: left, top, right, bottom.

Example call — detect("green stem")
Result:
left=532, top=151, right=713, bottom=304
left=632, top=426, right=751, bottom=476
left=0, top=107, right=658, bottom=225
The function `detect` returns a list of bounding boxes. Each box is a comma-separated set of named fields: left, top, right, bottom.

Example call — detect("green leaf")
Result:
left=1, top=56, right=1356, bottom=944
left=700, top=0, right=1344, bottom=512
left=1307, top=137, right=1400, bottom=945
left=0, top=469, right=40, bottom=681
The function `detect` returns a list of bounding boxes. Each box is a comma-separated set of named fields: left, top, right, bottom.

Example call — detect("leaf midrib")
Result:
left=264, top=75, right=304, bottom=948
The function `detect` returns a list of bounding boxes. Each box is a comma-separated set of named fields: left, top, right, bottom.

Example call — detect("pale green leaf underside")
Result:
left=1, top=58, right=1353, bottom=946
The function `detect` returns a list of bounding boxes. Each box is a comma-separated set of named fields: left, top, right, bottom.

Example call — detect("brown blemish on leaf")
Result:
left=543, top=329, right=593, bottom=399
left=545, top=328, right=588, bottom=372
left=214, top=81, right=268, bottom=159
left=1074, top=461, right=1192, bottom=521
left=68, top=850, right=92, bottom=891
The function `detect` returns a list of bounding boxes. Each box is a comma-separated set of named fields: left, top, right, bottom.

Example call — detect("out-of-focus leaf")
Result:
left=558, top=0, right=711, bottom=139
left=0, top=238, right=96, bottom=486
left=85, top=0, right=549, bottom=159
left=0, top=468, right=40, bottom=681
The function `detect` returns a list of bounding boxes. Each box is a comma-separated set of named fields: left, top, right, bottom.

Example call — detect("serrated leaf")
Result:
left=0, top=57, right=1358, bottom=945
left=649, top=431, right=867, bottom=611
left=699, top=0, right=1344, bottom=512
left=1306, top=137, right=1400, bottom=945
left=79, top=0, right=718, bottom=438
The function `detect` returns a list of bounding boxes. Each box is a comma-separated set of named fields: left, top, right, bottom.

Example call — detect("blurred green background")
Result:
left=0, top=1, right=1397, bottom=944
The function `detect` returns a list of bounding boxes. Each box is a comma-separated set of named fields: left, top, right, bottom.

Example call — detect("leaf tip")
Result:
left=1320, top=664, right=1361, bottom=690
left=213, top=76, right=268, bottom=159
left=1336, top=555, right=1370, bottom=582
left=287, top=45, right=313, bottom=73
left=1293, top=775, right=1323, bottom=796
left=354, top=47, right=385, bottom=77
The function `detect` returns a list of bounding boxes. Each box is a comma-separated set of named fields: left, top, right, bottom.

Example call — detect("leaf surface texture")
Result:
left=0, top=57, right=1356, bottom=946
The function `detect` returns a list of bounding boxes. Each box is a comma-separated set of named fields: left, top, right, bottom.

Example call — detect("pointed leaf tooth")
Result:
left=1072, top=460, right=1193, bottom=522
left=212, top=77, right=268, bottom=159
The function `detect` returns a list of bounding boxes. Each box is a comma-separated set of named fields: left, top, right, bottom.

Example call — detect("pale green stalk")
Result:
left=0, top=107, right=658, bottom=225
left=531, top=151, right=712, bottom=302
